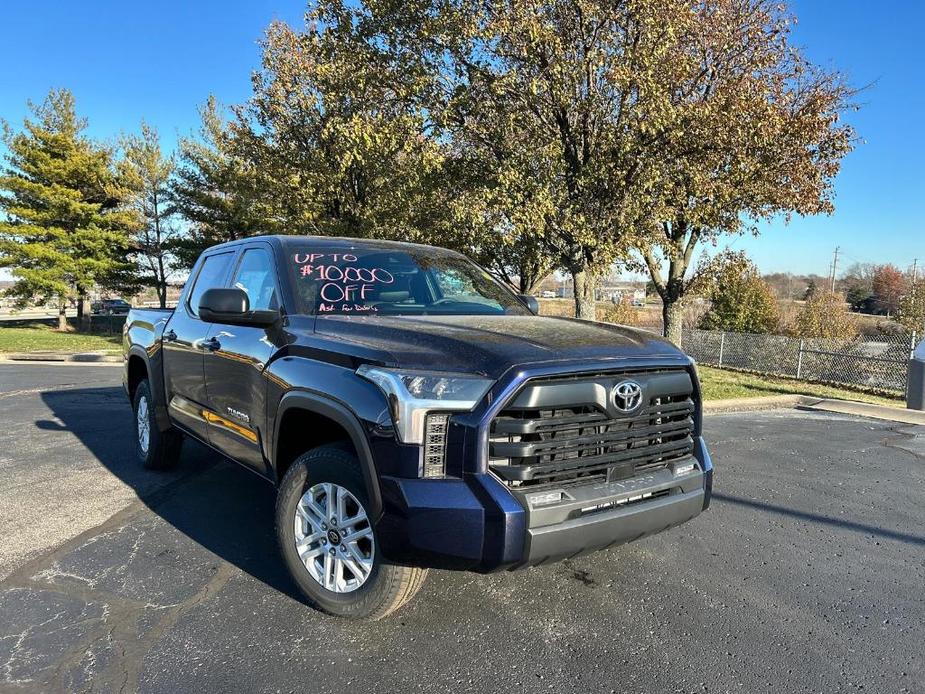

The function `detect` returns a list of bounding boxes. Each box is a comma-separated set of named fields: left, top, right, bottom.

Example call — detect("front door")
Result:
left=203, top=245, right=284, bottom=476
left=162, top=250, right=236, bottom=442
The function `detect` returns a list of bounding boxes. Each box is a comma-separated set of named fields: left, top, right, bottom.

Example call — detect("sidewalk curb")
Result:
left=0, top=352, right=122, bottom=364
left=703, top=394, right=805, bottom=413
left=705, top=394, right=925, bottom=426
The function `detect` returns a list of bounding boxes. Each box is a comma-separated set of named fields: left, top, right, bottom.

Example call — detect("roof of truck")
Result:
left=206, top=234, right=465, bottom=256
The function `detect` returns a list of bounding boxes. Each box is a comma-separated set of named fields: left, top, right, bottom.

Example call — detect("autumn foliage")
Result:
left=0, top=1, right=858, bottom=336
left=793, top=291, right=859, bottom=340
left=699, top=256, right=780, bottom=334
left=870, top=264, right=907, bottom=316
left=897, top=281, right=925, bottom=332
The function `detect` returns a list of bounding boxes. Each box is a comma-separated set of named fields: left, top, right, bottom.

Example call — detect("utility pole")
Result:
left=829, top=246, right=840, bottom=292
left=912, top=258, right=918, bottom=284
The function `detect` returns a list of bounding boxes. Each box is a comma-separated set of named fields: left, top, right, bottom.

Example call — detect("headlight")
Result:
left=356, top=365, right=493, bottom=444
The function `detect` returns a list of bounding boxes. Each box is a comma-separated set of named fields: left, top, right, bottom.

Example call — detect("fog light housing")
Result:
left=422, top=414, right=449, bottom=478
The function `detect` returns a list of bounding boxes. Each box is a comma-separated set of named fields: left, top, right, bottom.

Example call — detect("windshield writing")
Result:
left=288, top=248, right=528, bottom=317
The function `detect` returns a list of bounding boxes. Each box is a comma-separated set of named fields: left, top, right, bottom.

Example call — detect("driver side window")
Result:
left=232, top=248, right=279, bottom=311
left=188, top=252, right=234, bottom=318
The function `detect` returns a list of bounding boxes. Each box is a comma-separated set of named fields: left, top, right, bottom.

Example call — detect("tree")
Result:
left=602, top=296, right=640, bottom=326
left=794, top=290, right=858, bottom=340
left=897, top=280, right=925, bottom=332
left=0, top=89, right=136, bottom=330
left=871, top=263, right=906, bottom=316
left=635, top=0, right=855, bottom=344
left=358, top=0, right=672, bottom=319
left=840, top=262, right=875, bottom=311
left=120, top=123, right=180, bottom=308
left=699, top=254, right=779, bottom=334
left=442, top=153, right=556, bottom=294
left=233, top=14, right=449, bottom=246
left=169, top=98, right=278, bottom=269
left=803, top=279, right=819, bottom=301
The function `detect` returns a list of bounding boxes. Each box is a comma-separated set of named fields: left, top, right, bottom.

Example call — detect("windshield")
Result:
left=286, top=246, right=530, bottom=316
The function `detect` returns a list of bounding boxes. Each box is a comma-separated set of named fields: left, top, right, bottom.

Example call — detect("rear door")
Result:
left=202, top=244, right=284, bottom=476
left=162, top=250, right=236, bottom=442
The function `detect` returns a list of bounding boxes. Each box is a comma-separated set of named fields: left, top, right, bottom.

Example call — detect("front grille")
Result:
left=489, top=370, right=695, bottom=488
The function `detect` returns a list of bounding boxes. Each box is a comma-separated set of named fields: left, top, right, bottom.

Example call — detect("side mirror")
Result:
left=518, top=294, right=540, bottom=314
left=199, top=288, right=279, bottom=327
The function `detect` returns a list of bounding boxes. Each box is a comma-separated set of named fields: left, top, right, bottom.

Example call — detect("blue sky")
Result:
left=1, top=0, right=923, bottom=279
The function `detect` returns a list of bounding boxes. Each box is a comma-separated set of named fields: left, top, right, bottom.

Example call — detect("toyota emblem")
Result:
left=612, top=380, right=643, bottom=413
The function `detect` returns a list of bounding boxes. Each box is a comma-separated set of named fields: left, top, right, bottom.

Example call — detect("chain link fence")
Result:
left=682, top=328, right=918, bottom=394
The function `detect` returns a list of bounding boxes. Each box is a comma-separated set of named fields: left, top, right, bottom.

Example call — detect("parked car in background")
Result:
left=92, top=298, right=131, bottom=315
left=123, top=235, right=713, bottom=620
left=540, top=290, right=557, bottom=298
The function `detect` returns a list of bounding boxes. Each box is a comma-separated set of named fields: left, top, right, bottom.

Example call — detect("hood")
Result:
left=313, top=314, right=685, bottom=379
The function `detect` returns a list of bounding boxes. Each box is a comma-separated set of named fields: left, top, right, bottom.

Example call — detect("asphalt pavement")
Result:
left=0, top=363, right=923, bottom=693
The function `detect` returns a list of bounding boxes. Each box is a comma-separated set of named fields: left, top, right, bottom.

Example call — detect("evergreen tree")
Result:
left=0, top=89, right=137, bottom=329
left=803, top=280, right=819, bottom=301
left=121, top=123, right=180, bottom=308
left=169, top=98, right=275, bottom=269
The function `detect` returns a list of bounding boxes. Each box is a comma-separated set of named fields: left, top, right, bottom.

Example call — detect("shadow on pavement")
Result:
left=37, top=385, right=301, bottom=600
left=713, top=491, right=925, bottom=547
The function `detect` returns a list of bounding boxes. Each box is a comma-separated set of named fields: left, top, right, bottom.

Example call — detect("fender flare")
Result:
left=272, top=391, right=383, bottom=519
left=126, top=345, right=172, bottom=432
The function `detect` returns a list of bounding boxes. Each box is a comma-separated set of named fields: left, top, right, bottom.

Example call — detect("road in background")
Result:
left=0, top=364, right=923, bottom=692
left=0, top=309, right=77, bottom=322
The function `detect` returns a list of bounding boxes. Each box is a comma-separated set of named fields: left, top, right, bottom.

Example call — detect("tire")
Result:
left=276, top=446, right=427, bottom=620
left=133, top=379, right=182, bottom=470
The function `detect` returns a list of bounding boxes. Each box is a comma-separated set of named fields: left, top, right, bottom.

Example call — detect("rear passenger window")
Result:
left=187, top=252, right=234, bottom=318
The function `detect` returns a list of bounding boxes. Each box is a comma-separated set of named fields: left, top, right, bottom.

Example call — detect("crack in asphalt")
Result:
left=0, top=385, right=922, bottom=692
left=0, top=534, right=230, bottom=689
left=0, top=461, right=224, bottom=692
left=881, top=425, right=925, bottom=461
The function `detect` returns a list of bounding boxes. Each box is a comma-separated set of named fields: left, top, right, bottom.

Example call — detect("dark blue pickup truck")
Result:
left=123, top=235, right=713, bottom=619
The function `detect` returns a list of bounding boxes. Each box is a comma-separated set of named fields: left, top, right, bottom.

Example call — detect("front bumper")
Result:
left=376, top=435, right=713, bottom=571
left=520, top=463, right=704, bottom=566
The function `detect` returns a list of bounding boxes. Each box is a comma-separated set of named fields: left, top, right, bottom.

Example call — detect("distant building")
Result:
left=598, top=281, right=647, bottom=305
left=532, top=277, right=646, bottom=304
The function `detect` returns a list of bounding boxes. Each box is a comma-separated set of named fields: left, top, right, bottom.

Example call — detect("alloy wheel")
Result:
left=137, top=395, right=150, bottom=455
left=294, top=482, right=375, bottom=593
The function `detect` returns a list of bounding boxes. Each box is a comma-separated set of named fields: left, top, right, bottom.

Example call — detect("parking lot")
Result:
left=0, top=362, right=923, bottom=693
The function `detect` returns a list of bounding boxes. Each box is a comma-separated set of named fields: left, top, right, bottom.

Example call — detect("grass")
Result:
left=0, top=324, right=122, bottom=355
left=697, top=365, right=904, bottom=407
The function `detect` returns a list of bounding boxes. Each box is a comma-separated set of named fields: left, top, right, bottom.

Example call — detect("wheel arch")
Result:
left=272, top=391, right=383, bottom=520
left=126, top=351, right=148, bottom=400
left=126, top=345, right=173, bottom=432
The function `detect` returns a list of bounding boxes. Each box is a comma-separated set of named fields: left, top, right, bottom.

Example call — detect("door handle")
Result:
left=164, top=329, right=177, bottom=342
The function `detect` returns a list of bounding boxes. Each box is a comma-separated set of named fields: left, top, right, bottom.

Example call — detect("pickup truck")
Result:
left=123, top=235, right=713, bottom=619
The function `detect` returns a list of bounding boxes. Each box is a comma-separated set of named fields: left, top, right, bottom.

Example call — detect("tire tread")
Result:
left=276, top=446, right=428, bottom=620
left=134, top=380, right=182, bottom=470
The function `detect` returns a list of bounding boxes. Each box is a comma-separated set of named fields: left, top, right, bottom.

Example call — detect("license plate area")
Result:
left=606, top=461, right=635, bottom=483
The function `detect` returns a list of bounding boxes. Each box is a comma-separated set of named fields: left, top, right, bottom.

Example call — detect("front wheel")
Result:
left=276, top=446, right=427, bottom=620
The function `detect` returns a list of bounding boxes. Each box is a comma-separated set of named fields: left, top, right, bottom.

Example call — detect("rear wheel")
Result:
left=276, top=446, right=427, bottom=620
left=133, top=379, right=182, bottom=470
